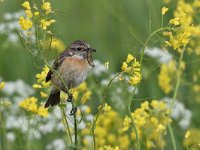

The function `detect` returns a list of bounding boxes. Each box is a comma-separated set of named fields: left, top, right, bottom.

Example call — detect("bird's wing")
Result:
left=45, top=50, right=71, bottom=82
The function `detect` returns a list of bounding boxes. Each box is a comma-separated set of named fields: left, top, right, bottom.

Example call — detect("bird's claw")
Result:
left=69, top=107, right=77, bottom=115
left=67, top=94, right=73, bottom=102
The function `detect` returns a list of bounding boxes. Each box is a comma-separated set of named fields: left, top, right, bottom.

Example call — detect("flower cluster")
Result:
left=49, top=38, right=65, bottom=52
left=162, top=7, right=168, bottom=15
left=0, top=81, right=5, bottom=89
left=98, top=103, right=112, bottom=112
left=33, top=65, right=50, bottom=98
left=158, top=60, right=185, bottom=94
left=19, top=97, right=48, bottom=117
left=158, top=60, right=177, bottom=94
left=69, top=82, right=92, bottom=105
left=121, top=54, right=142, bottom=85
left=164, top=0, right=200, bottom=53
left=123, top=100, right=172, bottom=149
left=94, top=110, right=130, bottom=150
left=183, top=129, right=200, bottom=149
left=19, top=1, right=55, bottom=31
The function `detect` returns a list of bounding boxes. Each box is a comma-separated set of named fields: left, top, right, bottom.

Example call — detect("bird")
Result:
left=44, top=40, right=96, bottom=108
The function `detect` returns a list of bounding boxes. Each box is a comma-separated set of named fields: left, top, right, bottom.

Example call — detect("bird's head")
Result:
left=68, top=40, right=96, bottom=67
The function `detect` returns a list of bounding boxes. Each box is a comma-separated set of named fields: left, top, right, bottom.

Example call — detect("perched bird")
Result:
left=44, top=40, right=96, bottom=108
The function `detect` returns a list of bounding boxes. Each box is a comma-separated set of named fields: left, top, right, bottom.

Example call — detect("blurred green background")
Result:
left=0, top=0, right=173, bottom=83
left=1, top=1, right=200, bottom=150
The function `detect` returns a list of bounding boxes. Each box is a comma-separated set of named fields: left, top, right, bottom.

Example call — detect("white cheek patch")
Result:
left=72, top=54, right=84, bottom=59
left=69, top=52, right=73, bottom=56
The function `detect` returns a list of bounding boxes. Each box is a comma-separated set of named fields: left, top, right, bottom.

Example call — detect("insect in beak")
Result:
left=86, top=48, right=96, bottom=67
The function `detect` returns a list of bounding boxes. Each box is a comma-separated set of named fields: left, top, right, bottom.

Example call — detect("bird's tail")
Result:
left=44, top=89, right=60, bottom=108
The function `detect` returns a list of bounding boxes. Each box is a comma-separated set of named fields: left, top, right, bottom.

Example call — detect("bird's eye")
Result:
left=77, top=47, right=81, bottom=51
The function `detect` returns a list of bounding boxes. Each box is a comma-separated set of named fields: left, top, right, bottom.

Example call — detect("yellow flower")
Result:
left=107, top=134, right=116, bottom=144
left=169, top=17, right=180, bottom=26
left=103, top=103, right=111, bottom=112
left=118, top=135, right=130, bottom=150
left=83, top=138, right=90, bottom=146
left=19, top=97, right=48, bottom=117
left=19, top=97, right=38, bottom=113
left=105, top=61, right=109, bottom=69
left=50, top=38, right=65, bottom=52
left=36, top=65, right=49, bottom=83
left=40, top=19, right=55, bottom=30
left=183, top=129, right=200, bottom=148
left=128, top=75, right=141, bottom=85
left=33, top=84, right=42, bottom=89
left=37, top=106, right=48, bottom=117
left=34, top=11, right=40, bottom=16
left=40, top=91, right=48, bottom=98
left=193, top=0, right=200, bottom=7
left=121, top=54, right=142, bottom=85
left=70, top=82, right=91, bottom=103
left=25, top=10, right=33, bottom=18
left=156, top=124, right=166, bottom=133
left=162, top=7, right=168, bottom=15
left=121, top=62, right=128, bottom=71
left=85, top=107, right=91, bottom=114
left=126, top=54, right=134, bottom=63
left=41, top=81, right=50, bottom=88
left=122, top=116, right=131, bottom=131
left=123, top=100, right=171, bottom=149
left=158, top=60, right=177, bottom=94
left=22, top=1, right=31, bottom=10
left=185, top=130, right=191, bottom=139
left=0, top=82, right=5, bottom=89
left=18, top=16, right=33, bottom=30
left=41, top=2, right=52, bottom=14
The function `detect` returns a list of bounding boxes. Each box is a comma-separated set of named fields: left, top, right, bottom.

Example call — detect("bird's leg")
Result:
left=69, top=106, right=77, bottom=115
left=66, top=93, right=77, bottom=115
left=67, top=93, right=73, bottom=102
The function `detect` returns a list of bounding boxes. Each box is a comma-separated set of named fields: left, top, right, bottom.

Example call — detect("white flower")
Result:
left=46, top=139, right=66, bottom=150
left=162, top=97, right=192, bottom=129
left=8, top=33, right=18, bottom=43
left=91, top=60, right=108, bottom=76
left=2, top=79, right=34, bottom=97
left=7, top=132, right=16, bottom=142
left=3, top=13, right=13, bottom=20
left=85, top=114, right=94, bottom=122
left=144, top=47, right=173, bottom=64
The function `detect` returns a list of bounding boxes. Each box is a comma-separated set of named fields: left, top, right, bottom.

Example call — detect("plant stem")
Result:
left=170, top=48, right=185, bottom=108
left=0, top=112, right=10, bottom=150
left=128, top=102, right=140, bottom=150
left=60, top=108, right=73, bottom=144
left=168, top=48, right=185, bottom=150
left=74, top=113, right=78, bottom=148
left=140, top=27, right=172, bottom=65
left=92, top=72, right=122, bottom=150
left=168, top=125, right=177, bottom=150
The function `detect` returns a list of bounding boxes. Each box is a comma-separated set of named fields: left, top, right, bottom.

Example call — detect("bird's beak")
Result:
left=86, top=48, right=96, bottom=52
left=91, top=48, right=96, bottom=52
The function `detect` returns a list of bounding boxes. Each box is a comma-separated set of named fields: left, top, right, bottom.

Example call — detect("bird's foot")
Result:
left=67, top=94, right=73, bottom=102
left=69, top=106, right=77, bottom=115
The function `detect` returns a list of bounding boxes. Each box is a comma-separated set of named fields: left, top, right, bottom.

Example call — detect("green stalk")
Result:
left=168, top=48, right=185, bottom=150
left=0, top=112, right=10, bottom=150
left=60, top=108, right=73, bottom=144
left=74, top=113, right=78, bottom=148
left=128, top=101, right=140, bottom=150
left=92, top=72, right=122, bottom=150
left=170, top=48, right=185, bottom=108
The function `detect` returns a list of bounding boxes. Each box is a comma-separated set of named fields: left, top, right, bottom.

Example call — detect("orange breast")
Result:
left=51, top=56, right=89, bottom=89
